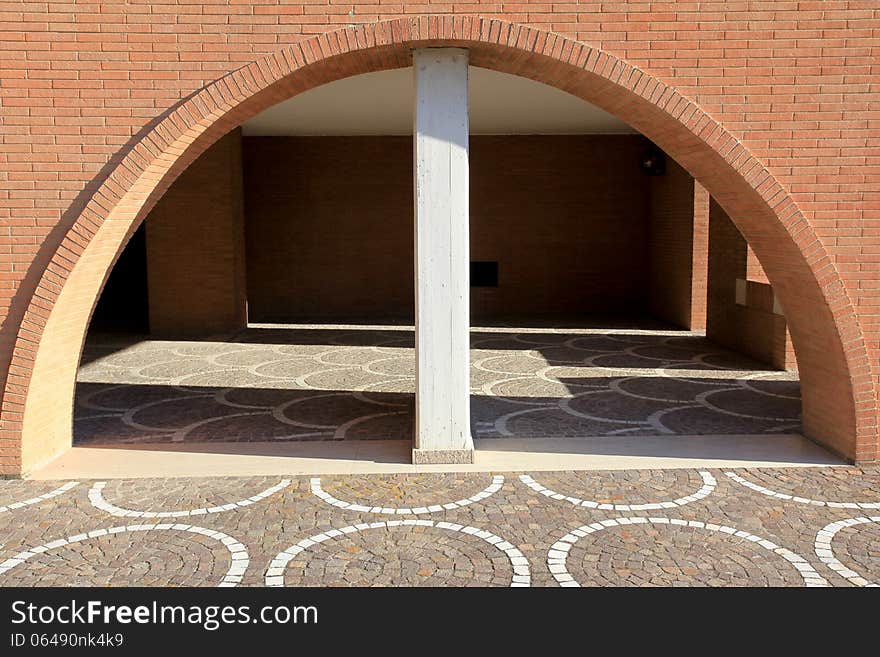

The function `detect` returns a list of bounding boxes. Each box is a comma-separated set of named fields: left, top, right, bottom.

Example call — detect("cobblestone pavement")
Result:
left=74, top=324, right=800, bottom=445
left=0, top=466, right=877, bottom=587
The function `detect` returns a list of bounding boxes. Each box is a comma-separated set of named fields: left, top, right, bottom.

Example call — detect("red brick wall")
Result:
left=691, top=182, right=709, bottom=331
left=243, top=136, right=414, bottom=323
left=706, top=199, right=794, bottom=370
left=244, top=135, right=652, bottom=323
left=747, top=245, right=770, bottom=284
left=470, top=135, right=650, bottom=321
left=146, top=129, right=247, bottom=336
left=647, top=157, right=708, bottom=330
left=1, top=7, right=877, bottom=470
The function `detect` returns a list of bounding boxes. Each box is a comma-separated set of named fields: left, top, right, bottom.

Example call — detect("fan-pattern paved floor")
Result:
left=74, top=325, right=801, bottom=445
left=0, top=466, right=877, bottom=587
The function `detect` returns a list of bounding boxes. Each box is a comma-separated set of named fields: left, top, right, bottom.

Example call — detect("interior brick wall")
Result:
left=243, top=135, right=652, bottom=323
left=145, top=129, right=247, bottom=336
left=470, top=135, right=651, bottom=321
left=691, top=182, right=710, bottom=331
left=747, top=245, right=770, bottom=284
left=243, top=136, right=414, bottom=323
left=706, top=199, right=794, bottom=370
left=647, top=157, right=708, bottom=330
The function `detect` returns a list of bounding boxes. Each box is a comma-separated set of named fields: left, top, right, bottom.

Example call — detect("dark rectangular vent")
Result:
left=470, top=261, right=498, bottom=288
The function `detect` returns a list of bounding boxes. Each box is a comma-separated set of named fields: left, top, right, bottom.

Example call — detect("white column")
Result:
left=412, top=48, right=473, bottom=464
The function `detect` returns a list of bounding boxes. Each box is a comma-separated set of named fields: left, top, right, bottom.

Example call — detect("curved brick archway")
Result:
left=2, top=16, right=875, bottom=474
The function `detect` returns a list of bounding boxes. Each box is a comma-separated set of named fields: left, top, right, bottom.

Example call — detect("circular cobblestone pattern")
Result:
left=831, top=521, right=880, bottom=584
left=0, top=530, right=234, bottom=587
left=273, top=524, right=516, bottom=587
left=726, top=467, right=880, bottom=507
left=560, top=522, right=810, bottom=587
left=90, top=477, right=290, bottom=517
left=0, top=465, right=877, bottom=587
left=313, top=473, right=503, bottom=513
left=75, top=326, right=801, bottom=445
left=521, top=470, right=713, bottom=510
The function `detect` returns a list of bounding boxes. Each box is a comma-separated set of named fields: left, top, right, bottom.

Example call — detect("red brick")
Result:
left=0, top=9, right=877, bottom=475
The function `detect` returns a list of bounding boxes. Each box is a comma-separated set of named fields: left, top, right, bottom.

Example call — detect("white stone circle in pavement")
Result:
left=88, top=479, right=291, bottom=518
left=814, top=516, right=880, bottom=587
left=265, top=519, right=530, bottom=587
left=0, top=481, right=78, bottom=514
left=0, top=524, right=249, bottom=587
left=519, top=471, right=716, bottom=511
left=547, top=517, right=828, bottom=587
left=725, top=471, right=880, bottom=509
left=310, top=475, right=504, bottom=514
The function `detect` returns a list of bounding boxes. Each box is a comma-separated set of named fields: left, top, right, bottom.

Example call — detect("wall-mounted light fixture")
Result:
left=640, top=146, right=666, bottom=175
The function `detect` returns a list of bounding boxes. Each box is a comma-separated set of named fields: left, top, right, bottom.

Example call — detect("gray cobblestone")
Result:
left=0, top=465, right=876, bottom=587
left=74, top=328, right=801, bottom=445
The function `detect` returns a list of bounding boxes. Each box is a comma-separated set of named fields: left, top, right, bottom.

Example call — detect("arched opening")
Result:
left=78, top=118, right=418, bottom=449
left=5, top=18, right=873, bottom=476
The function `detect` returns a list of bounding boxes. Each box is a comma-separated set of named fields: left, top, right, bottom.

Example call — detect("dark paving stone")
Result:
left=0, top=465, right=876, bottom=587
left=74, top=328, right=801, bottom=445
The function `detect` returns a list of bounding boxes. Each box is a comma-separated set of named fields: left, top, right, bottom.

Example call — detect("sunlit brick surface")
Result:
left=2, top=7, right=878, bottom=474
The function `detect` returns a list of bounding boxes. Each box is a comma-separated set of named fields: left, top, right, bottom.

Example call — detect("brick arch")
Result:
left=3, top=16, right=874, bottom=474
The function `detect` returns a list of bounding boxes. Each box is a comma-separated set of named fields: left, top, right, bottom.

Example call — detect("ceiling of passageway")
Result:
left=242, top=66, right=636, bottom=136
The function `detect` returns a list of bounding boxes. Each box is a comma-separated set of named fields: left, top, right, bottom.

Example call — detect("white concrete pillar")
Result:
left=412, top=48, right=473, bottom=464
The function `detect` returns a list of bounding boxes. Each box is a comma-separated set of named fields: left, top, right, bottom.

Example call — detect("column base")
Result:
left=412, top=448, right=475, bottom=465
